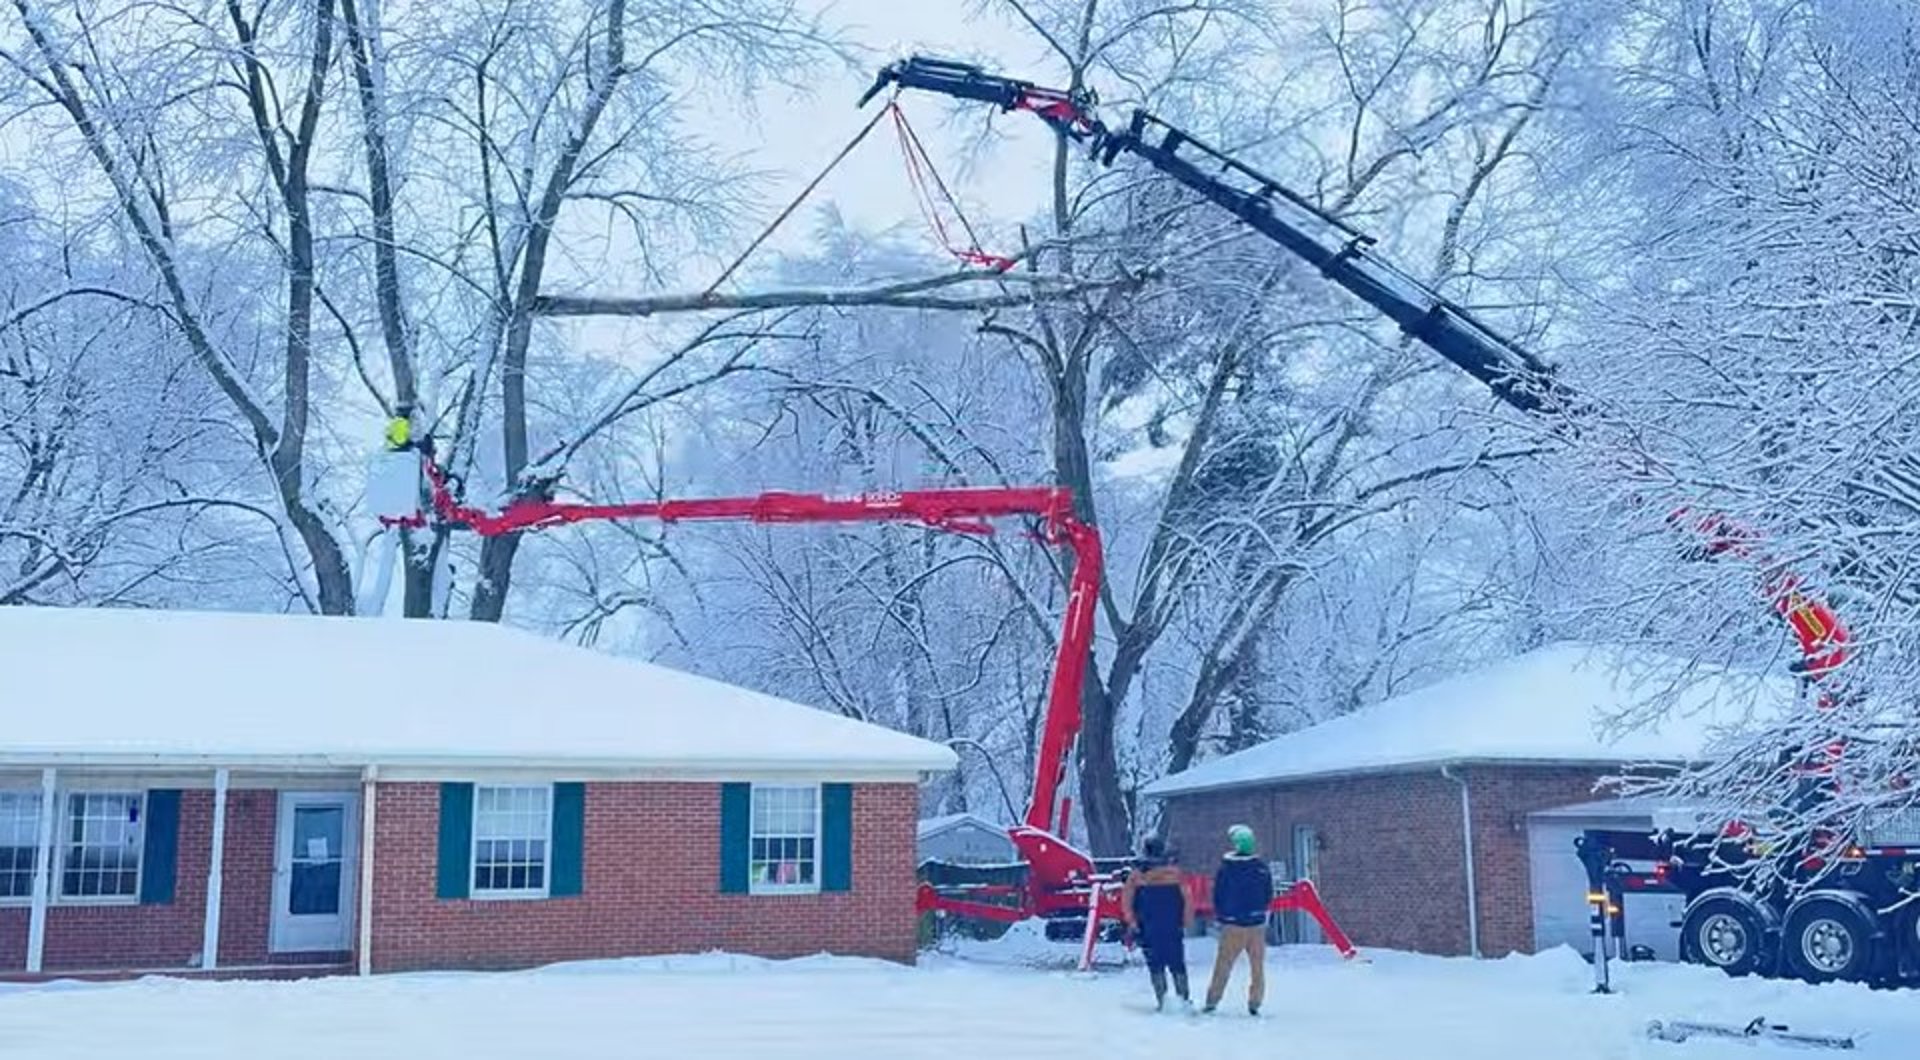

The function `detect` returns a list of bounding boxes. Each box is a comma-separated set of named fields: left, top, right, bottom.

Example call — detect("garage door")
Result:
left=1527, top=819, right=1684, bottom=961
left=1528, top=820, right=1595, bottom=954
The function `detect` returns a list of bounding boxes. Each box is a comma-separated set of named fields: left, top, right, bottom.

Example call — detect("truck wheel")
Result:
left=1781, top=892, right=1881, bottom=984
left=1680, top=893, right=1775, bottom=977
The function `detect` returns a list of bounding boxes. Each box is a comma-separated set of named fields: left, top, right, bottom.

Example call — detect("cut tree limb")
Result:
left=531, top=269, right=1147, bottom=318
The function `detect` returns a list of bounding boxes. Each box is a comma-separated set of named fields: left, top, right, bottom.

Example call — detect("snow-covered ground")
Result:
left=2, top=936, right=1913, bottom=1058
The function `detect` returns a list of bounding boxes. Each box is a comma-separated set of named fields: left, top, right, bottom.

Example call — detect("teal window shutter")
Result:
left=138, top=789, right=181, bottom=905
left=436, top=782, right=474, bottom=899
left=719, top=783, right=750, bottom=894
left=550, top=782, right=585, bottom=897
left=821, top=783, right=852, bottom=893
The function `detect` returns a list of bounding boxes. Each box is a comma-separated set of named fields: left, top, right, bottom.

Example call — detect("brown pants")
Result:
left=1205, top=924, right=1267, bottom=1010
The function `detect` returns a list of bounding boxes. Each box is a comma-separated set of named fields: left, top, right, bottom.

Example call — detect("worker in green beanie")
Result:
left=1205, top=823, right=1273, bottom=1015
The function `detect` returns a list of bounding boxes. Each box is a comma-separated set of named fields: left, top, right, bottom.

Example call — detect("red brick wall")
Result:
left=367, top=781, right=920, bottom=974
left=1161, top=765, right=1607, bottom=958
left=0, top=789, right=280, bottom=972
left=1466, top=767, right=1609, bottom=956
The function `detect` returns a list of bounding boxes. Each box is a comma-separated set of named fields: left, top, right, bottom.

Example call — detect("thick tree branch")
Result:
left=532, top=269, right=1146, bottom=318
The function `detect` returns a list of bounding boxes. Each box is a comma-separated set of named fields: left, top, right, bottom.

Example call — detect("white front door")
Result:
left=271, top=791, right=359, bottom=954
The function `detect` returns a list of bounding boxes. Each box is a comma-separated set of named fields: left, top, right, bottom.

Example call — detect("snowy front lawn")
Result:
left=2, top=938, right=1914, bottom=1058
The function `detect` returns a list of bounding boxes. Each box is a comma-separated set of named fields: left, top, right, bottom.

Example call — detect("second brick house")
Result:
left=1143, top=642, right=1789, bottom=958
left=0, top=605, right=954, bottom=980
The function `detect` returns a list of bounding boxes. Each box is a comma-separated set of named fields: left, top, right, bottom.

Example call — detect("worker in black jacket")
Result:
left=1122, top=836, right=1193, bottom=1011
left=1204, top=824, right=1273, bottom=1015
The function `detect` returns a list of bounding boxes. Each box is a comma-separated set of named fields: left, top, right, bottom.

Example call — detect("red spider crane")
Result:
left=374, top=438, right=1355, bottom=964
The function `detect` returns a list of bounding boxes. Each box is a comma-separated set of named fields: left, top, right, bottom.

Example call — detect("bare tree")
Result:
left=1, top=1, right=876, bottom=620
left=0, top=212, right=277, bottom=607
left=7, top=0, right=361, bottom=610
left=1520, top=0, right=1920, bottom=881
left=957, top=0, right=1571, bottom=852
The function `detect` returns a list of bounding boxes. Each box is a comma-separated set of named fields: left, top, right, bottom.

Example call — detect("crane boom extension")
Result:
left=864, top=54, right=1849, bottom=680
left=864, top=56, right=1573, bottom=416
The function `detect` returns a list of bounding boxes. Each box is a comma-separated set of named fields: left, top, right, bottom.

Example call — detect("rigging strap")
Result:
left=887, top=103, right=1016, bottom=272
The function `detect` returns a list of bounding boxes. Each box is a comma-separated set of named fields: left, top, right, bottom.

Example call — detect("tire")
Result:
left=1680, top=892, right=1776, bottom=977
left=1780, top=892, right=1882, bottom=984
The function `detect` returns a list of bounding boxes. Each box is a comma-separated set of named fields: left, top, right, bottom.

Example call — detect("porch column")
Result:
left=25, top=767, right=55, bottom=973
left=200, top=767, right=231, bottom=971
left=356, top=765, right=378, bottom=976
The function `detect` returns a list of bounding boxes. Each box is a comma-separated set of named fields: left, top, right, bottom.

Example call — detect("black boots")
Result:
left=1149, top=968, right=1191, bottom=1012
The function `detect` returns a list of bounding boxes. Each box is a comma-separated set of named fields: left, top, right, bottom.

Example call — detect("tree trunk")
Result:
left=470, top=532, right=522, bottom=622
left=341, top=0, right=435, bottom=615
left=1076, top=681, right=1130, bottom=855
left=469, top=0, right=628, bottom=622
left=401, top=527, right=447, bottom=618
left=1045, top=322, right=1134, bottom=854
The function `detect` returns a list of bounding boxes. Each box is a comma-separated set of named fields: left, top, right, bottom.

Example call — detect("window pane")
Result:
left=0, top=794, right=40, bottom=899
left=748, top=786, right=821, bottom=891
left=293, top=807, right=344, bottom=863
left=60, top=793, right=141, bottom=899
left=0, top=793, right=39, bottom=844
left=471, top=786, right=549, bottom=894
left=290, top=861, right=341, bottom=915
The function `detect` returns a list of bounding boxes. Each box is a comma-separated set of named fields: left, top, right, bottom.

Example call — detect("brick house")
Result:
left=1143, top=643, right=1788, bottom=958
left=0, top=606, right=953, bottom=980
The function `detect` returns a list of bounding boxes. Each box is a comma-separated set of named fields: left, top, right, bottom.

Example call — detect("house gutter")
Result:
left=0, top=751, right=954, bottom=777
left=1440, top=763, right=1480, bottom=958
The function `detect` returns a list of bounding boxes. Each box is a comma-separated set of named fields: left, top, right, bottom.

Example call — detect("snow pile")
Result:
left=1145, top=641, right=1795, bottom=796
left=0, top=606, right=954, bottom=775
left=1, top=942, right=1913, bottom=1058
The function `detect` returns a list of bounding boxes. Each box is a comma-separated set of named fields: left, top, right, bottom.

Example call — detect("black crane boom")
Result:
left=864, top=55, right=1573, bottom=416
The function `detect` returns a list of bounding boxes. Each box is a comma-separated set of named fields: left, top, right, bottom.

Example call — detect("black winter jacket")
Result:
left=1212, top=854, right=1273, bottom=927
left=1125, top=864, right=1190, bottom=952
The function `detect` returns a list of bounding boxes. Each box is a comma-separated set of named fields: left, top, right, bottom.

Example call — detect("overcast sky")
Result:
left=556, top=2, right=1072, bottom=361
left=705, top=0, right=1058, bottom=257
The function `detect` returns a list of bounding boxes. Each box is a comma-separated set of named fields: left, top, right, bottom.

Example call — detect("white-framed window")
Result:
left=749, top=784, right=820, bottom=894
left=472, top=784, right=551, bottom=898
left=58, top=791, right=143, bottom=902
left=0, top=792, right=41, bottom=903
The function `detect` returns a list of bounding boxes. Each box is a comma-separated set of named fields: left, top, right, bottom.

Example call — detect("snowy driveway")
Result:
left=1, top=940, right=1913, bottom=1058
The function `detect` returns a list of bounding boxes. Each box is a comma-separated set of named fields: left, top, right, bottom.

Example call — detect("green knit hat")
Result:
left=1228, top=824, right=1255, bottom=855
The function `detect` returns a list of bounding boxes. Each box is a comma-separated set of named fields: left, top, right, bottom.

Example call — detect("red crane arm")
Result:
left=1671, top=508, right=1850, bottom=686
left=381, top=449, right=1101, bottom=839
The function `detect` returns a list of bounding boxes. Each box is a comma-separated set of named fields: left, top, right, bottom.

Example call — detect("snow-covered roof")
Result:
left=0, top=606, right=956, bottom=777
left=1142, top=642, right=1794, bottom=798
left=916, top=812, right=1007, bottom=839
